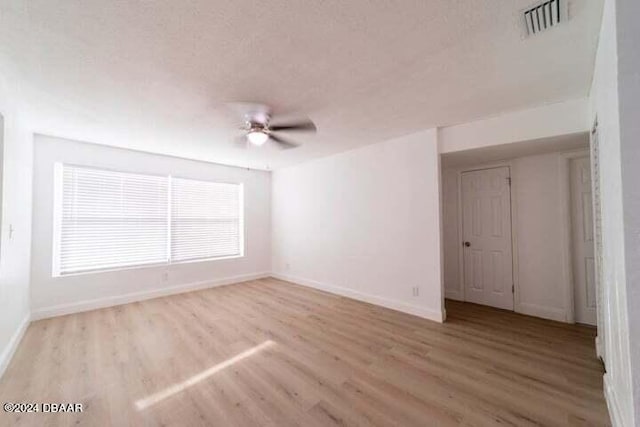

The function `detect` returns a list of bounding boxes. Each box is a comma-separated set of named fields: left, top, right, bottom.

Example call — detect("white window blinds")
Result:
left=53, top=164, right=244, bottom=276
left=171, top=178, right=243, bottom=262
left=55, top=164, right=168, bottom=275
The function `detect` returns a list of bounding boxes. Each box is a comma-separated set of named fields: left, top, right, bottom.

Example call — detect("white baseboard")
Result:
left=0, top=312, right=30, bottom=379
left=603, top=373, right=624, bottom=427
left=31, top=272, right=270, bottom=320
left=516, top=302, right=568, bottom=323
left=271, top=272, right=444, bottom=323
left=595, top=334, right=603, bottom=360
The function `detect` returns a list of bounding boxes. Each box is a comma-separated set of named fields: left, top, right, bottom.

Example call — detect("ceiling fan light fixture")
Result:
left=231, top=104, right=316, bottom=149
left=247, top=130, right=269, bottom=146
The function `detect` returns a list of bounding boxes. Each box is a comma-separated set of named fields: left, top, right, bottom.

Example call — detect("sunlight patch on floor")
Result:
left=135, top=340, right=276, bottom=410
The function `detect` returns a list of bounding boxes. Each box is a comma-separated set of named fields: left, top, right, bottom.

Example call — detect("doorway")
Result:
left=461, top=166, right=514, bottom=310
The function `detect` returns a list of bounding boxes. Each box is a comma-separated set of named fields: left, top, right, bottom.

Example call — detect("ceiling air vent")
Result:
left=523, top=0, right=565, bottom=36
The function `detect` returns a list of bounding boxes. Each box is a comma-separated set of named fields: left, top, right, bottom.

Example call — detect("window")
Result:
left=54, top=164, right=169, bottom=275
left=171, top=178, right=243, bottom=262
left=53, top=164, right=244, bottom=276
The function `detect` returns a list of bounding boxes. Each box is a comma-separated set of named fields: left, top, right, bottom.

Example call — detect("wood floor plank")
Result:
left=0, top=278, right=609, bottom=426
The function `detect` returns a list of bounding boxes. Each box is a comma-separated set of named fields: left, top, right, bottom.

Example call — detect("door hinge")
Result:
left=512, top=284, right=515, bottom=293
left=507, top=177, right=512, bottom=186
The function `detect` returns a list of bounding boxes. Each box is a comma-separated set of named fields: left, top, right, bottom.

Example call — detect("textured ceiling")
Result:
left=0, top=0, right=603, bottom=169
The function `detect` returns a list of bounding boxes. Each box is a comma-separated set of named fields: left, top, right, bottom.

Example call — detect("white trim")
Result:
left=589, top=120, right=605, bottom=364
left=271, top=273, right=444, bottom=323
left=437, top=152, right=446, bottom=321
left=0, top=312, right=30, bottom=379
left=31, top=272, right=270, bottom=320
left=517, top=302, right=567, bottom=322
left=509, top=163, right=522, bottom=315
left=603, top=373, right=624, bottom=427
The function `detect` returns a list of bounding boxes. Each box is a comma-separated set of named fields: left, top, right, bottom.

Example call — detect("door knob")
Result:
left=464, top=241, right=471, bottom=247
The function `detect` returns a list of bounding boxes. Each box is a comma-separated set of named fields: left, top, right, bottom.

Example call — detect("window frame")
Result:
left=52, top=163, right=246, bottom=277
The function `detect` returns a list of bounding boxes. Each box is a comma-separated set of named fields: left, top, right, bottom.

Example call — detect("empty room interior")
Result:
left=0, top=0, right=638, bottom=426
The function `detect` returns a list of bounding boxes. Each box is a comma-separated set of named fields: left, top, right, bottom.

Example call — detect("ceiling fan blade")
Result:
left=270, top=121, right=316, bottom=132
left=269, top=133, right=300, bottom=149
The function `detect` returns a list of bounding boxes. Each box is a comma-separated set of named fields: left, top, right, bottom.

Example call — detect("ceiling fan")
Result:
left=230, top=103, right=317, bottom=149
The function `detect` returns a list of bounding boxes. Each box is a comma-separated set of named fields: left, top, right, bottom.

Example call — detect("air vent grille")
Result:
left=524, top=0, right=562, bottom=36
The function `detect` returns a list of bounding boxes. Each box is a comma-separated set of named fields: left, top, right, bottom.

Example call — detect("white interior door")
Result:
left=461, top=167, right=514, bottom=310
left=570, top=157, right=597, bottom=325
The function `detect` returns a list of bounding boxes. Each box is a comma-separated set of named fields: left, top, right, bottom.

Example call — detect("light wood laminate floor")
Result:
left=0, top=278, right=609, bottom=426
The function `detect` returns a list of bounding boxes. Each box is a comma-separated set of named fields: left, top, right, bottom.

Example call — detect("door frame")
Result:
left=455, top=162, right=519, bottom=310
left=558, top=149, right=591, bottom=325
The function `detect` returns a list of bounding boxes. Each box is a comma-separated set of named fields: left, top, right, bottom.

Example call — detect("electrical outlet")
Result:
left=162, top=272, right=169, bottom=282
left=285, top=263, right=291, bottom=271
left=412, top=286, right=420, bottom=297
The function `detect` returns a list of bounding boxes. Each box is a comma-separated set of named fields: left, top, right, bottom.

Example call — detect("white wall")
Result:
left=442, top=151, right=582, bottom=322
left=439, top=98, right=589, bottom=154
left=588, top=0, right=637, bottom=425
left=30, top=135, right=271, bottom=319
left=0, top=91, right=33, bottom=376
left=615, top=0, right=640, bottom=424
left=271, top=129, right=444, bottom=322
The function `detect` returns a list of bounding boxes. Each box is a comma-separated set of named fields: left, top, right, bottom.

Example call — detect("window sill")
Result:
left=53, top=254, right=245, bottom=278
left=172, top=254, right=244, bottom=266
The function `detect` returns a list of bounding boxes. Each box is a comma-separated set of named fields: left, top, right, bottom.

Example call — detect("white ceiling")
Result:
left=0, top=0, right=603, bottom=170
